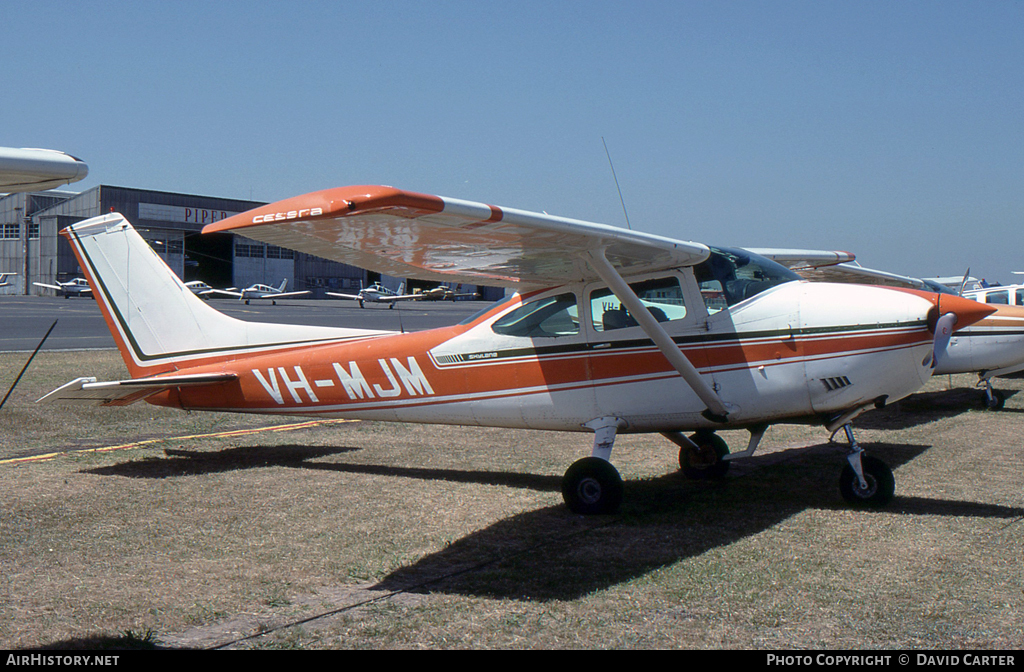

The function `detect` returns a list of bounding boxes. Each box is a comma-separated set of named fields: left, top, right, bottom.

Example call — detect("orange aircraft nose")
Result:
left=930, top=294, right=997, bottom=332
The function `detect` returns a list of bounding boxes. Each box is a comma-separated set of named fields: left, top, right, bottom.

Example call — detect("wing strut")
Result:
left=585, top=249, right=731, bottom=422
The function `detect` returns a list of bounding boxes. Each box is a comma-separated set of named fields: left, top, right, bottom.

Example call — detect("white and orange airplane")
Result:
left=38, top=186, right=995, bottom=514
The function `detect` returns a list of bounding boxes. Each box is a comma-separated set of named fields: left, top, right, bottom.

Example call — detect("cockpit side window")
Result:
left=589, top=276, right=687, bottom=332
left=694, top=246, right=799, bottom=314
left=491, top=292, right=580, bottom=338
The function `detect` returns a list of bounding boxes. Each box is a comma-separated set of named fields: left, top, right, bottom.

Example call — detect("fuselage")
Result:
left=150, top=276, right=943, bottom=434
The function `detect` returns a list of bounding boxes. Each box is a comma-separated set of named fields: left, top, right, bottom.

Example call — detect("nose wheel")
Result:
left=839, top=455, right=895, bottom=506
left=835, top=424, right=895, bottom=507
left=982, top=379, right=1006, bottom=410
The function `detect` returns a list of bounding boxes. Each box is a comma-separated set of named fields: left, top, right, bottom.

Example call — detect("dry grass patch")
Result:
left=1, top=352, right=1023, bottom=648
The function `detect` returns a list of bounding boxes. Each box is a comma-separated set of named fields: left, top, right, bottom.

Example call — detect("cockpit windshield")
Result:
left=694, top=246, right=800, bottom=313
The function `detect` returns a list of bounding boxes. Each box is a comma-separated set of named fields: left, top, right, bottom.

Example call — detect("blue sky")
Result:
left=3, top=1, right=1022, bottom=283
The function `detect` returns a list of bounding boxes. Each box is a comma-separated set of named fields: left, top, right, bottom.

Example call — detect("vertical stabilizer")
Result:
left=64, top=213, right=387, bottom=377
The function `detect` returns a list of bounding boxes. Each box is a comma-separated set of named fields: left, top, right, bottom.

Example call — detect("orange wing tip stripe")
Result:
left=204, top=186, right=449, bottom=234
left=0, top=418, right=360, bottom=466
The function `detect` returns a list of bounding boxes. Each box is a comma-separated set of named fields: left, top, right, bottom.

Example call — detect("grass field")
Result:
left=1, top=350, right=1022, bottom=649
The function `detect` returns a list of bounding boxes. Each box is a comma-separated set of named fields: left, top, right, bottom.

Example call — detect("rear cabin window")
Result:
left=589, top=276, right=687, bottom=332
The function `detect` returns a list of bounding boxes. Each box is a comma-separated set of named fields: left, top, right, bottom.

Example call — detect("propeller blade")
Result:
left=927, top=312, right=958, bottom=368
left=958, top=268, right=970, bottom=297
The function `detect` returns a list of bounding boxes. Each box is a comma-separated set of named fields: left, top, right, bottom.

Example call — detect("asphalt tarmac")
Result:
left=0, top=295, right=493, bottom=352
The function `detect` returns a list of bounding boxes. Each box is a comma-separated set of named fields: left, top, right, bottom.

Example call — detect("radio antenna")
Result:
left=602, top=137, right=632, bottom=230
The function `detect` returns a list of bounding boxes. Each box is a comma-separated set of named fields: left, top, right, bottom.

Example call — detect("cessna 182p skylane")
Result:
left=39, top=186, right=995, bottom=514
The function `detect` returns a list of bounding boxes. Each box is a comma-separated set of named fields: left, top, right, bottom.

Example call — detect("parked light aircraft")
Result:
left=0, top=147, right=88, bottom=193
left=964, top=283, right=1024, bottom=308
left=38, top=186, right=995, bottom=514
left=185, top=280, right=215, bottom=297
left=327, top=282, right=419, bottom=308
left=753, top=250, right=1024, bottom=410
left=415, top=284, right=480, bottom=302
left=203, top=278, right=310, bottom=305
left=33, top=277, right=92, bottom=298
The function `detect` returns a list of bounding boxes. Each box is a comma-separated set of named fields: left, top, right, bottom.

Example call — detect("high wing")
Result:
left=808, top=263, right=931, bottom=289
left=748, top=249, right=857, bottom=278
left=203, top=186, right=710, bottom=288
left=38, top=372, right=238, bottom=407
left=0, top=147, right=89, bottom=193
left=750, top=248, right=932, bottom=290
left=207, top=185, right=722, bottom=416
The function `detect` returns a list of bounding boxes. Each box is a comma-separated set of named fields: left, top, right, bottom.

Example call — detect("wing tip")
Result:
left=203, top=185, right=446, bottom=234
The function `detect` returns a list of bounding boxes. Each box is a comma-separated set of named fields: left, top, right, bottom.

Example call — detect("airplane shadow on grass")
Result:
left=854, top=385, right=1022, bottom=430
left=84, top=439, right=1024, bottom=602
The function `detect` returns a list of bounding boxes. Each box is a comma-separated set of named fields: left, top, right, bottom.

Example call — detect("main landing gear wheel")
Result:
left=562, top=457, right=623, bottom=515
left=839, top=455, right=895, bottom=507
left=679, top=431, right=730, bottom=480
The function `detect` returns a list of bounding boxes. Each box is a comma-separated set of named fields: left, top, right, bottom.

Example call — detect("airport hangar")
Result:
left=0, top=185, right=502, bottom=300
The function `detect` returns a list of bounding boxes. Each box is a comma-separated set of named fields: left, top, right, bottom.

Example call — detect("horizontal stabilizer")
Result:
left=38, top=372, right=237, bottom=406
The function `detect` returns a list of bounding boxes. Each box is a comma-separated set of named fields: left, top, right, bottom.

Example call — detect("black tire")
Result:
left=839, top=455, right=895, bottom=507
left=679, top=431, right=730, bottom=480
left=562, top=457, right=623, bottom=515
left=985, top=389, right=1006, bottom=411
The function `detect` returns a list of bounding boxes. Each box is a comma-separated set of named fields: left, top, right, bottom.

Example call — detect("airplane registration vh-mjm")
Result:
left=39, top=186, right=995, bottom=514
